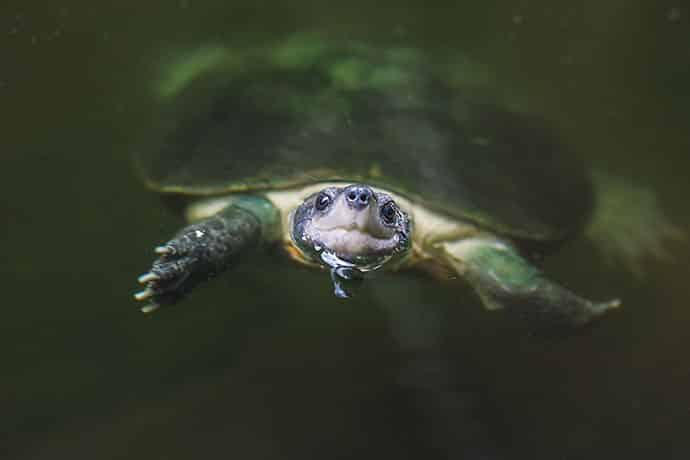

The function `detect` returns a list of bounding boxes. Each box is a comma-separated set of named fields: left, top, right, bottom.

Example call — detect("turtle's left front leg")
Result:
left=441, top=237, right=620, bottom=328
left=135, top=196, right=279, bottom=313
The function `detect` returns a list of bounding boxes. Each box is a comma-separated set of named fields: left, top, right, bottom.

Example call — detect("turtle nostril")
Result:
left=345, top=186, right=372, bottom=208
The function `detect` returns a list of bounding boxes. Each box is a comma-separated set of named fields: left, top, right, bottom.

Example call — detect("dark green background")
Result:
left=2, top=1, right=689, bottom=458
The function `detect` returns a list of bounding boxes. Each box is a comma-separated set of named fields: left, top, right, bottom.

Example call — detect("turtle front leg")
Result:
left=135, top=196, right=279, bottom=313
left=441, top=237, right=620, bottom=328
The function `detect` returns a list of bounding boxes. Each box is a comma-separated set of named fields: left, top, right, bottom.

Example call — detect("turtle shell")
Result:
left=135, top=36, right=593, bottom=243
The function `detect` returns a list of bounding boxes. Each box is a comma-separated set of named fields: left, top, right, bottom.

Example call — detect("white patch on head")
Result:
left=312, top=191, right=393, bottom=238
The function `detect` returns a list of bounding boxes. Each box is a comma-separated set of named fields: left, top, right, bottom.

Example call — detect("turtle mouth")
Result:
left=308, top=226, right=402, bottom=258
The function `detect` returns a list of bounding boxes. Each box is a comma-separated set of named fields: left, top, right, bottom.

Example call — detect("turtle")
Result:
left=133, top=34, right=681, bottom=327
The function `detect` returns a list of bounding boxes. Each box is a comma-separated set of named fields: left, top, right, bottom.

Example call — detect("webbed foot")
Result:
left=135, top=230, right=215, bottom=313
left=134, top=203, right=266, bottom=313
left=442, top=238, right=620, bottom=329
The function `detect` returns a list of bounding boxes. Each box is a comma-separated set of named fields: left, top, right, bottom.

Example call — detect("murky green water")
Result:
left=2, top=1, right=689, bottom=458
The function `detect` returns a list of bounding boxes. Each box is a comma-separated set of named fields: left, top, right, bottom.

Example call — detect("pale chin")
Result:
left=310, top=227, right=400, bottom=257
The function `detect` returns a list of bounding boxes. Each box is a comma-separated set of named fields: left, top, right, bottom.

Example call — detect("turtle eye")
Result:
left=380, top=201, right=398, bottom=225
left=315, top=192, right=331, bottom=211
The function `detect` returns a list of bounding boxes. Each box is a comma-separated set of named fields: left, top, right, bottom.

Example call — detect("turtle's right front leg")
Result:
left=135, top=196, right=278, bottom=313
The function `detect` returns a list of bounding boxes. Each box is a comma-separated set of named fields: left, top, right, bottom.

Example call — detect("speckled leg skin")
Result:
left=442, top=237, right=620, bottom=329
left=135, top=200, right=273, bottom=313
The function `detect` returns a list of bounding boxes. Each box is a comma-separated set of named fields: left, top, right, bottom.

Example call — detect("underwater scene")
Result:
left=2, top=1, right=689, bottom=459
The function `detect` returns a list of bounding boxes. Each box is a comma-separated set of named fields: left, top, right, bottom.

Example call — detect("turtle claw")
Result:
left=597, top=298, right=622, bottom=313
left=135, top=232, right=208, bottom=311
left=137, top=272, right=160, bottom=284
left=134, top=287, right=156, bottom=301
left=154, top=245, right=175, bottom=255
left=608, top=299, right=622, bottom=309
left=140, top=303, right=161, bottom=314
left=134, top=254, right=194, bottom=310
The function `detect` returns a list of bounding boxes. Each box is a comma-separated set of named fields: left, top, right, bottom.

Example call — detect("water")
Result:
left=2, top=1, right=689, bottom=458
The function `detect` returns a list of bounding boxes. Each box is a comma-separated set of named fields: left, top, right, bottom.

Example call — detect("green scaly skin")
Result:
left=444, top=238, right=620, bottom=328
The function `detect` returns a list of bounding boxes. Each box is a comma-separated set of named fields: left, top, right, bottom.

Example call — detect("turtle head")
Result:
left=290, top=184, right=411, bottom=277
